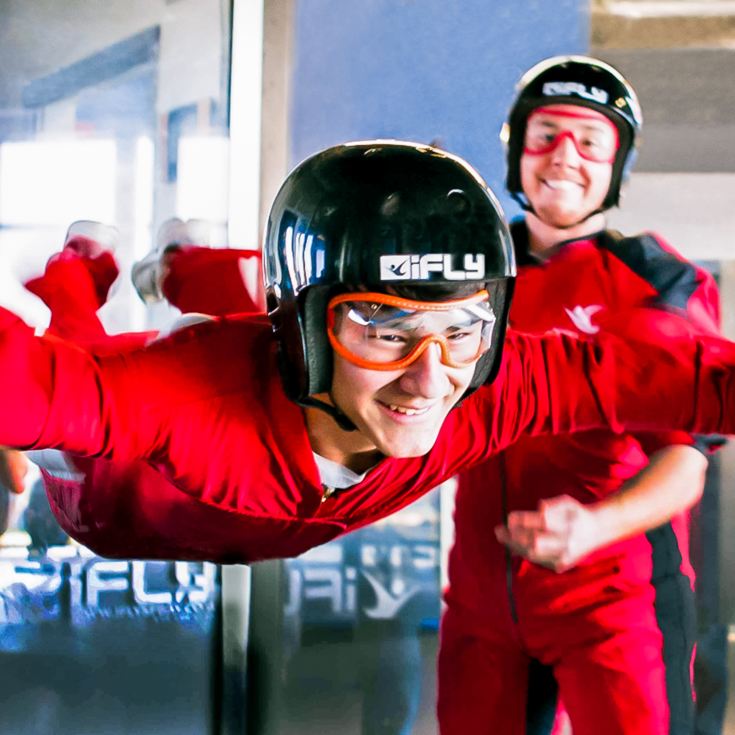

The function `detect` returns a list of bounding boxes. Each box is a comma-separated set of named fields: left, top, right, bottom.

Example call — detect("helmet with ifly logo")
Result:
left=263, top=140, right=516, bottom=423
left=502, top=55, right=642, bottom=210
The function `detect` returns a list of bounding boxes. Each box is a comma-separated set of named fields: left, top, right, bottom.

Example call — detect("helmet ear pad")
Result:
left=599, top=109, right=633, bottom=208
left=268, top=291, right=308, bottom=403
left=271, top=286, right=334, bottom=402
left=301, top=287, right=333, bottom=397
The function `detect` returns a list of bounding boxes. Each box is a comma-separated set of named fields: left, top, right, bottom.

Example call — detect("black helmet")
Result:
left=503, top=55, right=642, bottom=210
left=263, top=140, right=516, bottom=415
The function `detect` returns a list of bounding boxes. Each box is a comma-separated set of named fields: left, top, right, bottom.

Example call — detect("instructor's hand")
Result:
left=494, top=495, right=599, bottom=573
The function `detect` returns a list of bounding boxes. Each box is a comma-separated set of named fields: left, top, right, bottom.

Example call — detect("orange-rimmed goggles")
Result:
left=523, top=107, right=619, bottom=164
left=326, top=290, right=496, bottom=371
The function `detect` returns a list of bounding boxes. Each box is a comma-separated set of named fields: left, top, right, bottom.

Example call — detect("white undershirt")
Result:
left=313, top=452, right=368, bottom=490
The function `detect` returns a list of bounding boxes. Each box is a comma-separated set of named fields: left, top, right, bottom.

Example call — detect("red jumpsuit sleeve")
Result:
left=0, top=308, right=112, bottom=453
left=487, top=311, right=735, bottom=452
left=616, top=233, right=723, bottom=455
left=161, top=246, right=263, bottom=315
left=0, top=307, right=168, bottom=460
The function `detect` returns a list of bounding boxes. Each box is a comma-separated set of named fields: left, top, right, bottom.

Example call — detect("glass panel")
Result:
left=0, top=0, right=232, bottom=333
left=278, top=488, right=443, bottom=735
left=0, top=2, right=232, bottom=733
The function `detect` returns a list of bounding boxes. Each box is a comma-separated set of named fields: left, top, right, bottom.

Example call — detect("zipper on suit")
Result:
left=321, top=485, right=338, bottom=503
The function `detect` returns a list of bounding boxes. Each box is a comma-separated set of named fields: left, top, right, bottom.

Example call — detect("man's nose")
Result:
left=549, top=131, right=581, bottom=166
left=398, top=341, right=451, bottom=398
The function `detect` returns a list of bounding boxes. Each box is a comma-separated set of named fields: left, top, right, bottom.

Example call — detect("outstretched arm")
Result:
left=2, top=300, right=735, bottom=484
left=490, top=309, right=735, bottom=447
left=0, top=307, right=168, bottom=456
left=0, top=308, right=114, bottom=453
left=495, top=444, right=706, bottom=572
left=0, top=304, right=264, bottom=491
left=162, top=246, right=264, bottom=315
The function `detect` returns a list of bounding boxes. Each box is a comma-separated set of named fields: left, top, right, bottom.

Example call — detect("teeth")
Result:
left=389, top=404, right=428, bottom=416
left=545, top=180, right=580, bottom=191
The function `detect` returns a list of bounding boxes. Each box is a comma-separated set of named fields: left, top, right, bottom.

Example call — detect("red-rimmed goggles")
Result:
left=326, top=290, right=497, bottom=371
left=523, top=107, right=619, bottom=164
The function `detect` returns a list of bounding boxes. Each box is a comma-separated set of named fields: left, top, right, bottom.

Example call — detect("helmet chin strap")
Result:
left=511, top=190, right=607, bottom=230
left=299, top=395, right=358, bottom=432
left=553, top=206, right=607, bottom=230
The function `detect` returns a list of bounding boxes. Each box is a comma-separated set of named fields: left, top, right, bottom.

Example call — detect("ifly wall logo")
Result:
left=542, top=81, right=609, bottom=105
left=380, top=253, right=485, bottom=281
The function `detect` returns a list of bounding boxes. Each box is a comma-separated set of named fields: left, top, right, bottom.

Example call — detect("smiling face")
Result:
left=520, top=104, right=616, bottom=229
left=319, top=289, right=493, bottom=462
left=328, top=342, right=476, bottom=461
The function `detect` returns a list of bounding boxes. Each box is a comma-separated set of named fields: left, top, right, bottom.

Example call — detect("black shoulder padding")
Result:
left=598, top=231, right=699, bottom=310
